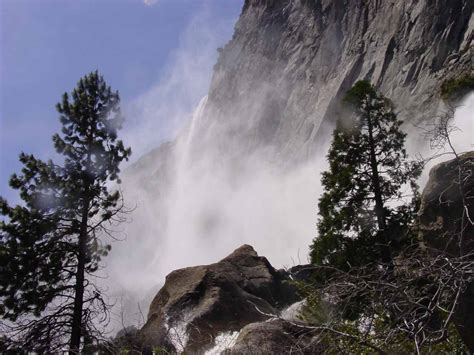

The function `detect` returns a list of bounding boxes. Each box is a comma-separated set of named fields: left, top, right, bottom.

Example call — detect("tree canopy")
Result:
left=310, top=81, right=421, bottom=270
left=301, top=82, right=470, bottom=353
left=0, top=71, right=131, bottom=352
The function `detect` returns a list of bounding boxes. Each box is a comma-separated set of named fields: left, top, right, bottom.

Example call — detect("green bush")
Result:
left=441, top=72, right=474, bottom=101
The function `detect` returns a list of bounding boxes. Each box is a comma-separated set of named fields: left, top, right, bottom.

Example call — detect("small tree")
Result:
left=310, top=81, right=421, bottom=270
left=296, top=101, right=472, bottom=353
left=0, top=71, right=131, bottom=352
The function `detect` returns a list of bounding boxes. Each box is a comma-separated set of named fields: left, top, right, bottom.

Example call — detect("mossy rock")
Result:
left=440, top=72, right=474, bottom=101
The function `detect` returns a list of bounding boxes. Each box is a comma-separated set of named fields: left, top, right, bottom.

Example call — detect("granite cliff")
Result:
left=193, top=0, right=473, bottom=163
left=127, top=0, right=473, bottom=177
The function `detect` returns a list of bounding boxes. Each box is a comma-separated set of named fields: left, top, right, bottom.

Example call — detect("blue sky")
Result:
left=0, top=0, right=242, bottom=202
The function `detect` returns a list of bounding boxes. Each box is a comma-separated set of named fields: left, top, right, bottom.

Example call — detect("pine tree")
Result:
left=310, top=81, right=421, bottom=270
left=0, top=71, right=131, bottom=352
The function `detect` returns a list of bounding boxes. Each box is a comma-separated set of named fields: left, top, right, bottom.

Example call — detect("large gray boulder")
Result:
left=228, top=319, right=322, bottom=355
left=419, top=151, right=474, bottom=255
left=139, top=245, right=299, bottom=353
left=418, top=152, right=474, bottom=352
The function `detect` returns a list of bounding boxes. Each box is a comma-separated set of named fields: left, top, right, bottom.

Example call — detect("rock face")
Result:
left=228, top=319, right=322, bottom=355
left=418, top=152, right=474, bottom=351
left=186, top=0, right=473, bottom=164
left=140, top=245, right=300, bottom=353
left=419, top=151, right=474, bottom=255
left=133, top=0, right=473, bottom=171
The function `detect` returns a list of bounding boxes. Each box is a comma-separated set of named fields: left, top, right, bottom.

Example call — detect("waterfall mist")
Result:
left=107, top=92, right=333, bottom=328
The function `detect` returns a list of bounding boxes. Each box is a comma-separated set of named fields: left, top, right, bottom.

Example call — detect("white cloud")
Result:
left=143, top=0, right=158, bottom=6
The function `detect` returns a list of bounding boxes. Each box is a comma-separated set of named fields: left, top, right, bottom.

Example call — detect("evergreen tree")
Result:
left=0, top=71, right=131, bottom=352
left=310, top=81, right=421, bottom=270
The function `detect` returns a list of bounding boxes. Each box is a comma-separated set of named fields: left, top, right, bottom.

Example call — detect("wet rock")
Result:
left=288, top=264, right=316, bottom=282
left=228, top=319, right=322, bottom=355
left=139, top=245, right=300, bottom=353
left=419, top=151, right=474, bottom=255
left=418, top=152, right=474, bottom=351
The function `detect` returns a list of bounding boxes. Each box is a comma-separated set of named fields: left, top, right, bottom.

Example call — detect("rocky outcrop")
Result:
left=419, top=151, right=474, bottom=255
left=189, top=0, right=473, bottom=164
left=139, top=245, right=299, bottom=353
left=418, top=152, right=474, bottom=352
left=228, top=319, right=322, bottom=355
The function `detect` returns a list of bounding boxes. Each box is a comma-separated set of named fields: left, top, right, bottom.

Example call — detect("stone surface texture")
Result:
left=132, top=0, right=473, bottom=170
left=418, top=152, right=474, bottom=351
left=187, top=0, right=473, bottom=165
left=139, top=245, right=299, bottom=352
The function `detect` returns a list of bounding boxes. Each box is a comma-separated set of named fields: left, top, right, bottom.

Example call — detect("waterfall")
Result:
left=149, top=96, right=210, bottom=268
left=180, top=95, right=208, bottom=170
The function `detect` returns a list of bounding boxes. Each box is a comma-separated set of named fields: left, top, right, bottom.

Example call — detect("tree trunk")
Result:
left=70, top=198, right=89, bottom=353
left=367, top=114, right=393, bottom=266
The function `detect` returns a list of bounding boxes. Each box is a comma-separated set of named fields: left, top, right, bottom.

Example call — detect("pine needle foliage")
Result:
left=0, top=71, right=131, bottom=352
left=310, top=81, right=422, bottom=270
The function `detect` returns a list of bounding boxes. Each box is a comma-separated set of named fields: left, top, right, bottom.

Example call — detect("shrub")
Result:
left=440, top=72, right=474, bottom=101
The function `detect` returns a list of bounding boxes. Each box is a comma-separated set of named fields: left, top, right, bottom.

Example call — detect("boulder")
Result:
left=139, top=245, right=299, bottom=353
left=419, top=151, right=474, bottom=255
left=288, top=264, right=316, bottom=282
left=418, top=152, right=474, bottom=351
left=227, top=319, right=322, bottom=355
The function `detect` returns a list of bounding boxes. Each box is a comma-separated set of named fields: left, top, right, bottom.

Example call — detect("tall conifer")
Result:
left=310, top=81, right=421, bottom=269
left=0, top=71, right=131, bottom=352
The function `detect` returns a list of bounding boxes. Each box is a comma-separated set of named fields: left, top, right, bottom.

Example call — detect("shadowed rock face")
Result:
left=418, top=152, right=474, bottom=352
left=419, top=151, right=474, bottom=255
left=227, top=319, right=323, bottom=355
left=139, top=245, right=299, bottom=353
